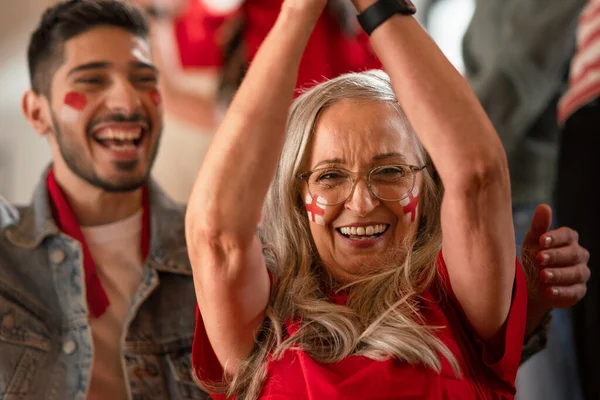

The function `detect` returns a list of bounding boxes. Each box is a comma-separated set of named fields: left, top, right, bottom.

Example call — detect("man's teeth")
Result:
left=106, top=142, right=137, bottom=152
left=340, top=224, right=387, bottom=236
left=95, top=128, right=142, bottom=141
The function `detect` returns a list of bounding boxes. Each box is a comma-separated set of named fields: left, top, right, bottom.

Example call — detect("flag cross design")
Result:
left=305, top=194, right=327, bottom=226
left=400, top=186, right=419, bottom=222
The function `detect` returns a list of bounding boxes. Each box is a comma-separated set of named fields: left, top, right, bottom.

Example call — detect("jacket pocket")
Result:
left=124, top=341, right=212, bottom=400
left=0, top=295, right=52, bottom=397
left=166, top=349, right=212, bottom=400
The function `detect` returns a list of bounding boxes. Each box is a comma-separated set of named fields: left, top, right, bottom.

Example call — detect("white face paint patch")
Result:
left=305, top=194, right=327, bottom=226
left=59, top=91, right=87, bottom=123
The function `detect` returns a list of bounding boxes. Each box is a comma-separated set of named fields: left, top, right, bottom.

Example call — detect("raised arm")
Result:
left=185, top=0, right=326, bottom=375
left=353, top=0, right=515, bottom=340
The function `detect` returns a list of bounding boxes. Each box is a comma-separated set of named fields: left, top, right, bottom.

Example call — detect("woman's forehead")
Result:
left=306, top=100, right=419, bottom=168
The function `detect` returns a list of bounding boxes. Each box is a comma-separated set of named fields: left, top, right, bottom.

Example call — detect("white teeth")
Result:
left=106, top=142, right=137, bottom=152
left=95, top=128, right=142, bottom=141
left=339, top=224, right=387, bottom=236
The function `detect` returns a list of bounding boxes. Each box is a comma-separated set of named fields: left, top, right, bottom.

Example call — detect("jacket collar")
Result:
left=6, top=167, right=191, bottom=275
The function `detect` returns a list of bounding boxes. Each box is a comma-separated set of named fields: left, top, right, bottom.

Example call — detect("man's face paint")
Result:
left=400, top=185, right=419, bottom=223
left=305, top=194, right=327, bottom=226
left=148, top=89, right=162, bottom=108
left=45, top=27, right=164, bottom=192
left=60, top=91, right=87, bottom=123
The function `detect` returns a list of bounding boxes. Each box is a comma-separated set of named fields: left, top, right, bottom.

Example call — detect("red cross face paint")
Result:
left=305, top=194, right=327, bottom=226
left=149, top=89, right=162, bottom=108
left=60, top=92, right=87, bottom=123
left=399, top=186, right=419, bottom=223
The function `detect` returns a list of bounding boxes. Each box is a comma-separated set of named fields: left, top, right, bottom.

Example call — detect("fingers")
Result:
left=522, top=219, right=591, bottom=311
left=539, top=263, right=591, bottom=285
left=531, top=204, right=552, bottom=232
left=539, top=226, right=579, bottom=248
left=543, top=283, right=588, bottom=309
left=522, top=204, right=552, bottom=246
left=537, top=243, right=590, bottom=266
left=537, top=261, right=590, bottom=309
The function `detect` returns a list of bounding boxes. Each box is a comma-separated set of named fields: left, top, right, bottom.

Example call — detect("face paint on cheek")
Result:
left=60, top=91, right=87, bottom=123
left=399, top=186, right=420, bottom=223
left=305, top=194, right=327, bottom=226
left=149, top=89, right=162, bottom=107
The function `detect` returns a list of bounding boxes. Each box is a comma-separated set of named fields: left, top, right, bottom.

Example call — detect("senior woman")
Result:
left=186, top=0, right=527, bottom=398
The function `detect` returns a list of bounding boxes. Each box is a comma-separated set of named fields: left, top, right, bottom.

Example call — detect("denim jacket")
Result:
left=0, top=172, right=209, bottom=400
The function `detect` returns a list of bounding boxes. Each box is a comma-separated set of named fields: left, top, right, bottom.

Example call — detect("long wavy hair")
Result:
left=201, top=70, right=458, bottom=399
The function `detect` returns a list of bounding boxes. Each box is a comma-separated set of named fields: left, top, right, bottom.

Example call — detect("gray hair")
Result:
left=201, top=70, right=458, bottom=400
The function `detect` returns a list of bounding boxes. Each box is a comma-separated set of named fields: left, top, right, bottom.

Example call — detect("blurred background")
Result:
left=1, top=0, right=597, bottom=399
left=1, top=0, right=216, bottom=203
left=0, top=0, right=474, bottom=204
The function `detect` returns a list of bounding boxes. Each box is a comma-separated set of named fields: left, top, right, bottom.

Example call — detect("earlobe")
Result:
left=22, top=90, right=52, bottom=136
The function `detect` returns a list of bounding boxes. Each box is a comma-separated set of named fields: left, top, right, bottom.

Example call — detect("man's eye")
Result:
left=134, top=76, right=158, bottom=84
left=76, top=77, right=103, bottom=85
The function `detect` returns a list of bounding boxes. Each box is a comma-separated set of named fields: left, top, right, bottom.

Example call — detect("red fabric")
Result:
left=192, top=253, right=527, bottom=399
left=174, top=0, right=231, bottom=68
left=242, top=0, right=382, bottom=92
left=46, top=169, right=151, bottom=318
left=176, top=0, right=382, bottom=90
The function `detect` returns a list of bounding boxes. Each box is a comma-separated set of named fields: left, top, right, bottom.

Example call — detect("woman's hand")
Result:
left=521, top=204, right=590, bottom=335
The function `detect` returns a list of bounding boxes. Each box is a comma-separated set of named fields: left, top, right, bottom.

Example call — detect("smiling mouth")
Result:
left=337, top=224, right=389, bottom=240
left=93, top=127, right=146, bottom=152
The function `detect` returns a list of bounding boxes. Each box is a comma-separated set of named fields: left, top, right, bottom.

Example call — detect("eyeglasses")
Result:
left=297, top=164, right=426, bottom=206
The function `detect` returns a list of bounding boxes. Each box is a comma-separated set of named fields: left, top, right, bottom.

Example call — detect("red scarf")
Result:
left=46, top=168, right=150, bottom=318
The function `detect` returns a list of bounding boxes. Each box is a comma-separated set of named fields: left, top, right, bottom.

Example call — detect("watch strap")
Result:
left=357, top=0, right=417, bottom=36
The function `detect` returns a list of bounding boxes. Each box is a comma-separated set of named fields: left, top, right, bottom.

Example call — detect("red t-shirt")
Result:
left=174, top=0, right=382, bottom=91
left=46, top=168, right=151, bottom=318
left=192, top=254, right=527, bottom=399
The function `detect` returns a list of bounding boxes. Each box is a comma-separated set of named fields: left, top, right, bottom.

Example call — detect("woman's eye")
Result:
left=379, top=167, right=404, bottom=176
left=318, top=172, right=344, bottom=181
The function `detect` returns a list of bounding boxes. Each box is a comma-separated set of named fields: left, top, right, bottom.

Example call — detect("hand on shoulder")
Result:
left=522, top=204, right=590, bottom=314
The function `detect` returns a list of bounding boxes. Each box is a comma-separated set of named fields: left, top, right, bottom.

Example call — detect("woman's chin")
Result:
left=324, top=254, right=397, bottom=283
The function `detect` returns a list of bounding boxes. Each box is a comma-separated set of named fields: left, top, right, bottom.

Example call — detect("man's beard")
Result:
left=50, top=111, right=161, bottom=193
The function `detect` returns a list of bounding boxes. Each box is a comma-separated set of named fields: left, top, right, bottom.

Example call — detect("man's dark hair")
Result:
left=27, top=0, right=149, bottom=97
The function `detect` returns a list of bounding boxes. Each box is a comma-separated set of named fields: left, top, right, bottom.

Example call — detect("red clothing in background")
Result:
left=558, top=0, right=600, bottom=123
left=174, top=0, right=382, bottom=91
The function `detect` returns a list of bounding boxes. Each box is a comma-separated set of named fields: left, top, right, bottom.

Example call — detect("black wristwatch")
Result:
left=357, top=0, right=417, bottom=36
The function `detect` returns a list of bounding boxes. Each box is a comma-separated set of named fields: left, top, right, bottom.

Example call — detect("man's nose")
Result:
left=104, top=78, right=142, bottom=115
